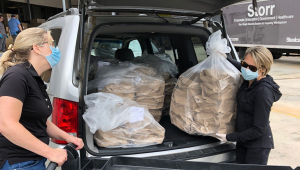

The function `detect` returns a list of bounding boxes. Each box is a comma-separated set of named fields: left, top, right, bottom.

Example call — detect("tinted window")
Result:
left=150, top=37, right=175, bottom=63
left=92, top=39, right=122, bottom=58
left=191, top=37, right=207, bottom=63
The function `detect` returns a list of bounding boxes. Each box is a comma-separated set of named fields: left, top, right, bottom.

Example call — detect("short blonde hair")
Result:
left=0, top=27, right=51, bottom=76
left=245, top=46, right=273, bottom=76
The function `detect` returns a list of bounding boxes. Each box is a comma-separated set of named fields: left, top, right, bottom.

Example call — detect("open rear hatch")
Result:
left=86, top=0, right=251, bottom=16
left=79, top=0, right=247, bottom=159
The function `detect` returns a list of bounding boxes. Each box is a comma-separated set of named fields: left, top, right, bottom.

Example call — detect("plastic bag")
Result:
left=133, top=50, right=179, bottom=79
left=170, top=30, right=242, bottom=137
left=131, top=51, right=179, bottom=115
left=83, top=92, right=165, bottom=148
left=163, top=77, right=178, bottom=112
left=88, top=58, right=119, bottom=81
left=87, top=62, right=165, bottom=121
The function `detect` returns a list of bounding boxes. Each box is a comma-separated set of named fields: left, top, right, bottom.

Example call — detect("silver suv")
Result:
left=41, top=0, right=242, bottom=169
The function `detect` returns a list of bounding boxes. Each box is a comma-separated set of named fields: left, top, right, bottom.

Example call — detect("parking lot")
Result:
left=268, top=56, right=300, bottom=168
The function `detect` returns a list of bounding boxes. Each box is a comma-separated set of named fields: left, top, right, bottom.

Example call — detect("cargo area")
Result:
left=81, top=24, right=231, bottom=156
left=93, top=115, right=219, bottom=154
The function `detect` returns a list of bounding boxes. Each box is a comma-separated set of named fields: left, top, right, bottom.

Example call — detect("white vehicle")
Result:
left=40, top=0, right=244, bottom=169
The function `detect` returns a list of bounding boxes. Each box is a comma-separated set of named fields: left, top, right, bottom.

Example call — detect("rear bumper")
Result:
left=188, top=151, right=235, bottom=163
left=146, top=143, right=236, bottom=162
left=81, top=143, right=236, bottom=169
left=82, top=151, right=235, bottom=170
left=54, top=140, right=235, bottom=170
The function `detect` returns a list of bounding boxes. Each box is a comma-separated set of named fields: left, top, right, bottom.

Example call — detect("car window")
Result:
left=128, top=39, right=142, bottom=57
left=151, top=42, right=159, bottom=54
left=92, top=39, right=122, bottom=58
left=150, top=37, right=175, bottom=63
left=191, top=37, right=207, bottom=63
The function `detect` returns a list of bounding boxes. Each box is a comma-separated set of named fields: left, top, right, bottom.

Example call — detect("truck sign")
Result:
left=223, top=0, right=300, bottom=50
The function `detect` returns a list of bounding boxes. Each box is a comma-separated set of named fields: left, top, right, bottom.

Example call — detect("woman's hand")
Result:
left=48, top=148, right=68, bottom=167
left=216, top=133, right=228, bottom=142
left=66, top=136, right=84, bottom=150
left=46, top=120, right=84, bottom=150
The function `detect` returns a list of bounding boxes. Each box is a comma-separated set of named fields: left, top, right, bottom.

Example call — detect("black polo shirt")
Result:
left=0, top=61, right=52, bottom=168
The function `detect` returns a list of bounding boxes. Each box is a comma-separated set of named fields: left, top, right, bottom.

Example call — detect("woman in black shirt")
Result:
left=0, top=28, right=84, bottom=170
left=216, top=46, right=282, bottom=165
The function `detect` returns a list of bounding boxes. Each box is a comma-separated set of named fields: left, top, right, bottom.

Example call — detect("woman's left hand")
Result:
left=215, top=133, right=228, bottom=142
left=66, top=136, right=84, bottom=150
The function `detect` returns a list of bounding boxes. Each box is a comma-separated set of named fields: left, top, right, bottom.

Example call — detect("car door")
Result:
left=38, top=9, right=80, bottom=103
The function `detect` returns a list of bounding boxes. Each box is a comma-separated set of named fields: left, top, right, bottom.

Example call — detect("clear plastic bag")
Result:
left=163, top=77, right=178, bottom=111
left=133, top=51, right=179, bottom=79
left=87, top=62, right=165, bottom=121
left=142, top=54, right=179, bottom=79
left=170, top=30, right=242, bottom=137
left=83, top=92, right=165, bottom=148
left=131, top=51, right=179, bottom=115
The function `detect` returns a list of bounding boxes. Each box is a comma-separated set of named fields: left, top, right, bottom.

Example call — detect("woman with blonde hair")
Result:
left=0, top=27, right=84, bottom=170
left=216, top=46, right=282, bottom=165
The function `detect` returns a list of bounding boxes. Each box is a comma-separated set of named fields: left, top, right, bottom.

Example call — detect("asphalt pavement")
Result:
left=268, top=56, right=300, bottom=168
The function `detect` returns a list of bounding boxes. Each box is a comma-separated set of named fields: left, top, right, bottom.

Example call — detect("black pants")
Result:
left=12, top=34, right=17, bottom=42
left=236, top=143, right=271, bottom=165
left=0, top=35, right=5, bottom=52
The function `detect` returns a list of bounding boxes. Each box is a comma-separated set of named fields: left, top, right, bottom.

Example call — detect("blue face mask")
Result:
left=40, top=46, right=61, bottom=68
left=241, top=67, right=258, bottom=81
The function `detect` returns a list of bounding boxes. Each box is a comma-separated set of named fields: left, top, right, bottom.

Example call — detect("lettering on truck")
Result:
left=286, top=37, right=300, bottom=43
left=248, top=4, right=275, bottom=17
left=230, top=38, right=239, bottom=42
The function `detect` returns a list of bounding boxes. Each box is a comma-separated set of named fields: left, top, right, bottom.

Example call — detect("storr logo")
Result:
left=248, top=4, right=275, bottom=17
left=286, top=37, right=300, bottom=42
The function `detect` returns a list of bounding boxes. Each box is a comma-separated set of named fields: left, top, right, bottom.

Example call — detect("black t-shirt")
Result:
left=0, top=62, right=52, bottom=168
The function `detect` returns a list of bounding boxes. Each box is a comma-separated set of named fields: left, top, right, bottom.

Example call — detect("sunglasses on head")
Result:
left=241, top=61, right=258, bottom=72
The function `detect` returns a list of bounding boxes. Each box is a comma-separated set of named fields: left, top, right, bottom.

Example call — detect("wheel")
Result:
left=238, top=47, right=246, bottom=59
left=272, top=52, right=282, bottom=59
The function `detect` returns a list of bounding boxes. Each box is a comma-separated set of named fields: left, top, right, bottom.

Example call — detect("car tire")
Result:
left=238, top=47, right=246, bottom=59
left=272, top=52, right=282, bottom=59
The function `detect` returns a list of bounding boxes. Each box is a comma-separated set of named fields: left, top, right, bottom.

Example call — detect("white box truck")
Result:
left=223, top=0, right=300, bottom=59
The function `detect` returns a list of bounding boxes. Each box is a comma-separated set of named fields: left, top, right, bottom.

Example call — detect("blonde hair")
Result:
left=245, top=46, right=273, bottom=76
left=0, top=27, right=51, bottom=76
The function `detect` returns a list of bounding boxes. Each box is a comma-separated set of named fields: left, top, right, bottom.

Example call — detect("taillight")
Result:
left=52, top=97, right=78, bottom=144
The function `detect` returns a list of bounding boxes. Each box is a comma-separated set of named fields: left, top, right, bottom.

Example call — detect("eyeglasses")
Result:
left=241, top=60, right=258, bottom=72
left=31, top=40, right=57, bottom=50
left=42, top=40, right=57, bottom=47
